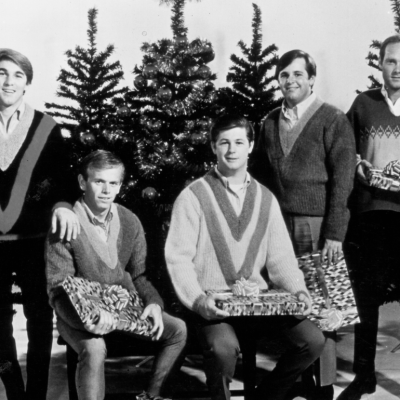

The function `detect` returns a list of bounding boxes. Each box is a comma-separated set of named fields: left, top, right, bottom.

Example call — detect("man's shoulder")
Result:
left=352, top=88, right=383, bottom=106
left=114, top=203, right=141, bottom=225
left=265, top=107, right=281, bottom=121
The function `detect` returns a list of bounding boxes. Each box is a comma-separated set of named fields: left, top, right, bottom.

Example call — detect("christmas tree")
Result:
left=363, top=0, right=400, bottom=89
left=112, top=0, right=219, bottom=233
left=45, top=7, right=127, bottom=164
left=218, top=3, right=281, bottom=140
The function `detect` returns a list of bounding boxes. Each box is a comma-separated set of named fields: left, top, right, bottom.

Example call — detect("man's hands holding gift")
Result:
left=197, top=294, right=230, bottom=321
left=84, top=308, right=117, bottom=335
left=295, top=290, right=312, bottom=316
left=141, top=304, right=164, bottom=340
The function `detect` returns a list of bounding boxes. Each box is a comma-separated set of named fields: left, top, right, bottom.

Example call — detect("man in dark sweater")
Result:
left=339, top=35, right=400, bottom=400
left=46, top=150, right=186, bottom=400
left=255, top=50, right=356, bottom=400
left=0, top=49, right=80, bottom=400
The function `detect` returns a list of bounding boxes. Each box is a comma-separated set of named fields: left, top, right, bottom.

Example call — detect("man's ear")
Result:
left=78, top=174, right=86, bottom=191
left=248, top=141, right=254, bottom=154
left=211, top=141, right=217, bottom=155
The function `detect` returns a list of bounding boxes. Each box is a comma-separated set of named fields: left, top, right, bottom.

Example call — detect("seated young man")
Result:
left=165, top=114, right=325, bottom=400
left=45, top=150, right=187, bottom=400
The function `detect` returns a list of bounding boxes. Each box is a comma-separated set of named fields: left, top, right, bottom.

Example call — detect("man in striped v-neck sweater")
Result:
left=166, top=114, right=324, bottom=400
left=0, top=49, right=80, bottom=400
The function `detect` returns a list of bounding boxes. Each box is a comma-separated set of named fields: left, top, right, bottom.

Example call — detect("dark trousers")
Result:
left=195, top=315, right=325, bottom=400
left=0, top=238, right=53, bottom=400
left=345, top=211, right=400, bottom=374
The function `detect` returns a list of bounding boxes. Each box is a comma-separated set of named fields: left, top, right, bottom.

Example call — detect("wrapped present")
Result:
left=367, top=161, right=400, bottom=192
left=62, top=276, right=153, bottom=337
left=298, top=252, right=359, bottom=331
left=208, top=286, right=306, bottom=316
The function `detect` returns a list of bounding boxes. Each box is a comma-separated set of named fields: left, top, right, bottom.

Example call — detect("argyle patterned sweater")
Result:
left=256, top=99, right=356, bottom=242
left=347, top=89, right=400, bottom=213
left=0, top=104, right=77, bottom=237
left=46, top=200, right=163, bottom=330
left=165, top=170, right=308, bottom=314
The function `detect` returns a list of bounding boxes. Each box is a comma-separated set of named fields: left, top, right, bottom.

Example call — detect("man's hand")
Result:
left=356, top=159, right=373, bottom=186
left=141, top=304, right=164, bottom=340
left=321, top=239, right=342, bottom=265
left=84, top=309, right=116, bottom=335
left=197, top=294, right=230, bottom=321
left=51, top=206, right=80, bottom=241
left=295, top=290, right=312, bottom=316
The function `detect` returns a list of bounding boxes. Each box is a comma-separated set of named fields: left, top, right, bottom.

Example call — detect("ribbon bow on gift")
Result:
left=231, top=277, right=260, bottom=297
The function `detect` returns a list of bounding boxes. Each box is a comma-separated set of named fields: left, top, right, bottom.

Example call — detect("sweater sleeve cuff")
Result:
left=193, top=293, right=207, bottom=315
left=52, top=201, right=73, bottom=212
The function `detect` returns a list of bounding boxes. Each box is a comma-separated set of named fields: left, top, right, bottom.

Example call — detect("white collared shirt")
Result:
left=0, top=101, right=25, bottom=136
left=281, top=92, right=317, bottom=129
left=214, top=167, right=251, bottom=215
left=381, top=86, right=400, bottom=116
left=81, top=198, right=113, bottom=242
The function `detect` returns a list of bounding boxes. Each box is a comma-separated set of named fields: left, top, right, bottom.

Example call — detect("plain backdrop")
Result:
left=0, top=0, right=396, bottom=113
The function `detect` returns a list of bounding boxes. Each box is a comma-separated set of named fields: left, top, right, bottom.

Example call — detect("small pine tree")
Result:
left=218, top=3, right=280, bottom=139
left=112, top=0, right=219, bottom=230
left=45, top=7, right=127, bottom=163
left=363, top=0, right=400, bottom=89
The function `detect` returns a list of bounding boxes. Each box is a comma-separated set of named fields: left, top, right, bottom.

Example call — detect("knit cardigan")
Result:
left=46, top=200, right=163, bottom=330
left=0, top=104, right=78, bottom=237
left=256, top=99, right=356, bottom=242
left=165, top=170, right=308, bottom=314
left=347, top=89, right=400, bottom=213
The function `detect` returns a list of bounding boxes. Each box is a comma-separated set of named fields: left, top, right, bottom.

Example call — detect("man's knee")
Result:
left=78, top=338, right=107, bottom=367
left=204, top=335, right=240, bottom=365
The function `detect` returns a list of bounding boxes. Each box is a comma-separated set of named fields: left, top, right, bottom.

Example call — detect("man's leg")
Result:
left=16, top=239, right=53, bottom=400
left=146, top=312, right=187, bottom=397
left=57, top=318, right=107, bottom=400
left=0, top=242, right=26, bottom=400
left=195, top=319, right=240, bottom=400
left=255, top=317, right=325, bottom=400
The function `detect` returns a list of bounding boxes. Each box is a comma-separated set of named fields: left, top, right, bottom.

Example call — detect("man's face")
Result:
left=211, top=127, right=254, bottom=178
left=278, top=57, right=315, bottom=108
left=78, top=167, right=123, bottom=216
left=0, top=60, right=28, bottom=110
left=380, top=42, right=400, bottom=94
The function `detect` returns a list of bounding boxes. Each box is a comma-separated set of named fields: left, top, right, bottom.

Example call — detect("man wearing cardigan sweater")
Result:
left=46, top=150, right=186, bottom=400
left=255, top=50, right=356, bottom=400
left=0, top=49, right=81, bottom=400
left=166, top=114, right=324, bottom=400
left=338, top=35, right=400, bottom=400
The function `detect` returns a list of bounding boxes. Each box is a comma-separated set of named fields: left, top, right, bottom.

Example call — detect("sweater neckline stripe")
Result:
left=0, top=111, right=55, bottom=234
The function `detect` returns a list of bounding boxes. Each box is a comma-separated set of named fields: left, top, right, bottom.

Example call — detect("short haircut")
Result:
left=275, top=49, right=317, bottom=80
left=0, top=48, right=33, bottom=85
left=379, top=34, right=400, bottom=62
left=79, top=150, right=125, bottom=180
left=210, top=114, right=254, bottom=143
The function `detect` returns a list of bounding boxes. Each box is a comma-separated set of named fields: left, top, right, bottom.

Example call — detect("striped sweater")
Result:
left=46, top=200, right=163, bottom=330
left=165, top=170, right=308, bottom=313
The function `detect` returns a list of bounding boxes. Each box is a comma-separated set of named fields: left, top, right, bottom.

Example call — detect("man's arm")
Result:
left=45, top=233, right=85, bottom=330
left=322, top=111, right=357, bottom=248
left=165, top=189, right=229, bottom=320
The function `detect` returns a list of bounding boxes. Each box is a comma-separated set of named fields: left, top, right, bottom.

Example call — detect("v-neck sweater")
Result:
left=347, top=89, right=400, bottom=213
left=46, top=201, right=163, bottom=330
left=0, top=105, right=78, bottom=237
left=257, top=102, right=356, bottom=242
left=165, top=170, right=307, bottom=313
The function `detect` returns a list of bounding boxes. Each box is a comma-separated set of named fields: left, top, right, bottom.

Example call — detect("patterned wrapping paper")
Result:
left=299, top=253, right=359, bottom=330
left=367, top=161, right=400, bottom=192
left=209, top=289, right=306, bottom=316
left=61, top=276, right=153, bottom=337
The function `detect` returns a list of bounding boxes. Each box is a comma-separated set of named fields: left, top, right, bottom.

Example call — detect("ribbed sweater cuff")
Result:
left=193, top=293, right=207, bottom=315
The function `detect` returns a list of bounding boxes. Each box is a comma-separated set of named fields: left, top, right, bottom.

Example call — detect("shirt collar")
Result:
left=214, top=166, right=251, bottom=189
left=80, top=197, right=113, bottom=226
left=381, top=86, right=400, bottom=116
left=281, top=92, right=317, bottom=121
left=0, top=100, right=25, bottom=126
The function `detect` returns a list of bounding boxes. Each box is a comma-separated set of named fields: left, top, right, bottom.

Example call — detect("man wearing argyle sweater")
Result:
left=0, top=49, right=79, bottom=400
left=166, top=114, right=324, bottom=400
left=339, top=35, right=400, bottom=400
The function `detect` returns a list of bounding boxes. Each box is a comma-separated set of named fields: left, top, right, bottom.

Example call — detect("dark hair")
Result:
left=210, top=114, right=254, bottom=143
left=0, top=48, right=33, bottom=85
left=275, top=49, right=317, bottom=80
left=380, top=35, right=400, bottom=62
left=79, top=150, right=125, bottom=180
